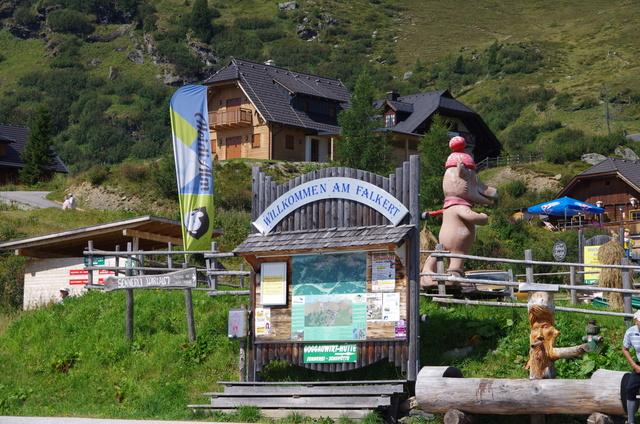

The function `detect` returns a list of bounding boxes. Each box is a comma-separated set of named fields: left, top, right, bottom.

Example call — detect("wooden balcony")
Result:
left=209, top=108, right=252, bottom=130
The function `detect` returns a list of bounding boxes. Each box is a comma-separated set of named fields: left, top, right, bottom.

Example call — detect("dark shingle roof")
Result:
left=233, top=225, right=414, bottom=255
left=0, top=124, right=68, bottom=173
left=577, top=157, right=640, bottom=190
left=372, top=90, right=475, bottom=135
left=204, top=58, right=351, bottom=133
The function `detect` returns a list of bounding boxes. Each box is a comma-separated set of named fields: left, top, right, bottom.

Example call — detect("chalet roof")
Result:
left=0, top=124, right=68, bottom=173
left=233, top=225, right=413, bottom=256
left=373, top=90, right=475, bottom=135
left=0, top=215, right=223, bottom=259
left=558, top=157, right=640, bottom=196
left=372, top=90, right=502, bottom=163
left=203, top=57, right=351, bottom=133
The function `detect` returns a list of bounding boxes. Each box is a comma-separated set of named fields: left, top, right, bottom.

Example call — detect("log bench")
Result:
left=188, top=380, right=408, bottom=421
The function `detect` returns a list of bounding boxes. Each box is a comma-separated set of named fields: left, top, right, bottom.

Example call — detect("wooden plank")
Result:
left=217, top=380, right=407, bottom=386
left=188, top=406, right=375, bottom=420
left=209, top=384, right=405, bottom=396
left=205, top=396, right=392, bottom=408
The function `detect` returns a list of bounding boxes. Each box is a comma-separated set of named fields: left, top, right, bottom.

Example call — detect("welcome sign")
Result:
left=253, top=177, right=409, bottom=235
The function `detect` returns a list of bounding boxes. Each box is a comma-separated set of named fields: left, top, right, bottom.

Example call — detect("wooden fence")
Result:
left=475, top=154, right=544, bottom=172
left=422, top=245, right=639, bottom=323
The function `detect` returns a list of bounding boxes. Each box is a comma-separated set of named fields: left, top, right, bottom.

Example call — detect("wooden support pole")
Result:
left=436, top=244, right=446, bottom=296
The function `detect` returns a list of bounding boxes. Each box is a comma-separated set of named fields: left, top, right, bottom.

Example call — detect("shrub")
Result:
left=47, top=9, right=94, bottom=36
left=120, top=162, right=149, bottom=183
left=234, top=17, right=274, bottom=30
left=86, top=165, right=110, bottom=185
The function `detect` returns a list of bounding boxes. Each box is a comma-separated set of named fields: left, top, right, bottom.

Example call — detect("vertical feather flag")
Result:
left=170, top=85, right=214, bottom=251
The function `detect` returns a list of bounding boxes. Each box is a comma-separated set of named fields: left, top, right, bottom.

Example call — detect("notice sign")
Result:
left=261, top=262, right=287, bottom=305
left=583, top=245, right=601, bottom=285
left=103, top=268, right=197, bottom=292
left=372, top=252, right=395, bottom=292
left=303, top=343, right=357, bottom=363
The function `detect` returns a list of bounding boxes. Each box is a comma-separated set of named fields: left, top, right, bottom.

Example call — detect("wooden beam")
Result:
left=122, top=229, right=183, bottom=246
left=15, top=248, right=72, bottom=259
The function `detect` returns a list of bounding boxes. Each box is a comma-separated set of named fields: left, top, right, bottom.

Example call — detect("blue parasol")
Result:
left=526, top=196, right=604, bottom=217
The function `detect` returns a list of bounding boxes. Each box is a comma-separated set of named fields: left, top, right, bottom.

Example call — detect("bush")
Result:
left=120, top=162, right=149, bottom=183
left=234, top=17, right=274, bottom=30
left=86, top=165, right=110, bottom=185
left=47, top=9, right=94, bottom=36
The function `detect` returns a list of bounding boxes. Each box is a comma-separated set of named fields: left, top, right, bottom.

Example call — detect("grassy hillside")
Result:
left=1, top=0, right=640, bottom=174
left=0, top=284, right=633, bottom=424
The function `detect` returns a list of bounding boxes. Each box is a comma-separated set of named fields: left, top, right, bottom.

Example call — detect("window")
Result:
left=329, top=106, right=335, bottom=117
left=0, top=143, right=6, bottom=156
left=285, top=135, right=294, bottom=150
left=302, top=101, right=309, bottom=113
left=631, top=210, right=640, bottom=220
left=385, top=113, right=396, bottom=128
left=252, top=134, right=260, bottom=148
left=210, top=139, right=216, bottom=153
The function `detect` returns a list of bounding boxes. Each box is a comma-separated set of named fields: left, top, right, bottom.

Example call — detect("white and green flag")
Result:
left=170, top=85, right=214, bottom=251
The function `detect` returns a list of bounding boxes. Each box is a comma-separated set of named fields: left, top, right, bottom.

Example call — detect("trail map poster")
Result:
left=291, top=252, right=367, bottom=341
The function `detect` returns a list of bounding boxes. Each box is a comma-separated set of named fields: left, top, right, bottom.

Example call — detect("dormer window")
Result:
left=385, top=112, right=396, bottom=128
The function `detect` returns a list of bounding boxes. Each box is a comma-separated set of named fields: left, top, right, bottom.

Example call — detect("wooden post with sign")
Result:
left=232, top=156, right=421, bottom=382
left=103, top=267, right=198, bottom=341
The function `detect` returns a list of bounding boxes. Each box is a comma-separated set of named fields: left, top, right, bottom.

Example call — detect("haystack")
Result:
left=597, top=240, right=625, bottom=311
left=420, top=223, right=438, bottom=270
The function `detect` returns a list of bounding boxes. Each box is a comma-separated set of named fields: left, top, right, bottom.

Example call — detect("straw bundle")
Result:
left=597, top=240, right=625, bottom=311
left=420, top=223, right=438, bottom=269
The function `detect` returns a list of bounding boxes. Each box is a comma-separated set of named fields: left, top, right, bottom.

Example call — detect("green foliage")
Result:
left=150, top=155, right=178, bottom=200
left=335, top=71, right=395, bottom=175
left=120, top=161, right=149, bottom=183
left=418, top=114, right=451, bottom=211
left=46, top=9, right=94, bottom=36
left=234, top=17, right=274, bottom=30
left=156, top=39, right=202, bottom=75
left=86, top=165, right=110, bottom=186
left=543, top=130, right=629, bottom=164
left=214, top=162, right=252, bottom=211
left=189, top=0, right=219, bottom=42
left=19, top=104, right=57, bottom=186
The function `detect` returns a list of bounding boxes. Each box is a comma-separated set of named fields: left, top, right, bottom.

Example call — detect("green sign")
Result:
left=84, top=256, right=105, bottom=266
left=303, top=343, right=357, bottom=363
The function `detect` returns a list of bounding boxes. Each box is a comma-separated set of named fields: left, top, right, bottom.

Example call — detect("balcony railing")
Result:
left=209, top=108, right=252, bottom=130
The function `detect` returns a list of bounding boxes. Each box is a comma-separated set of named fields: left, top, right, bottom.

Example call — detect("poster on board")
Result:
left=261, top=262, right=287, bottom=305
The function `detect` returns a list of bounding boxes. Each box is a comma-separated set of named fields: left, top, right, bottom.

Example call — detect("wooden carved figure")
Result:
left=420, top=136, right=498, bottom=288
left=526, top=304, right=590, bottom=379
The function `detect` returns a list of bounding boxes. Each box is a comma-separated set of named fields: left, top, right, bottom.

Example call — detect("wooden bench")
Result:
left=188, top=380, right=408, bottom=421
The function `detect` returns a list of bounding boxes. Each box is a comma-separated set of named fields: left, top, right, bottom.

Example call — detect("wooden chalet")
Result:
left=0, top=124, right=68, bottom=184
left=373, top=90, right=502, bottom=164
left=203, top=57, right=350, bottom=163
left=201, top=58, right=501, bottom=166
left=232, top=156, right=421, bottom=382
left=557, top=157, right=640, bottom=234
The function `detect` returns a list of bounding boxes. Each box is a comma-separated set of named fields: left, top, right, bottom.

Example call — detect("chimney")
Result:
left=387, top=91, right=398, bottom=102
left=265, top=60, right=276, bottom=66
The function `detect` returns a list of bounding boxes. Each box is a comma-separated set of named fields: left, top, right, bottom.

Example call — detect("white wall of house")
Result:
left=23, top=257, right=116, bottom=309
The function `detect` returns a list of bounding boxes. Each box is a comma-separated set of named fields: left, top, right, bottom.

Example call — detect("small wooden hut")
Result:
left=233, top=156, right=421, bottom=381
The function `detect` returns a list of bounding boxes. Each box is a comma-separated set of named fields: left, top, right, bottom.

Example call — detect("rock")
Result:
left=403, top=71, right=413, bottom=80
left=126, top=49, right=144, bottom=64
left=582, top=153, right=607, bottom=165
left=278, top=1, right=298, bottom=11
left=296, top=24, right=317, bottom=40
left=615, top=146, right=639, bottom=161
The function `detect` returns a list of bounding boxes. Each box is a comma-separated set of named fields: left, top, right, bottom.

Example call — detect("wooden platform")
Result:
left=188, top=380, right=409, bottom=421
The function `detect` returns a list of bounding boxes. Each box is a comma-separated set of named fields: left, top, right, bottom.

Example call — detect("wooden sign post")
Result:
left=103, top=268, right=197, bottom=342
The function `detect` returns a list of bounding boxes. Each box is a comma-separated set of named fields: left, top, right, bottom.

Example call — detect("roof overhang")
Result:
left=0, top=215, right=223, bottom=259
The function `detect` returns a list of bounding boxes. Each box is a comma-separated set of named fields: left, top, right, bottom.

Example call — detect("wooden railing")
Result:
left=208, top=107, right=252, bottom=129
left=476, top=154, right=543, bottom=172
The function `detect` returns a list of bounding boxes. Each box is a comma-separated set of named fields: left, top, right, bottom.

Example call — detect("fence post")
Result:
left=436, top=244, right=446, bottom=295
left=570, top=266, right=577, bottom=305
left=623, top=257, right=632, bottom=328
left=240, top=264, right=246, bottom=288
left=525, top=250, right=535, bottom=284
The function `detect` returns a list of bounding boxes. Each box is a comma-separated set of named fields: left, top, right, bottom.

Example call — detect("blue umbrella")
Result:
left=526, top=196, right=604, bottom=217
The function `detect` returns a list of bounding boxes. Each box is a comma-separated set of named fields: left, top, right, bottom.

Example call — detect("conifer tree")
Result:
left=189, top=0, right=216, bottom=42
left=336, top=71, right=394, bottom=175
left=418, top=114, right=452, bottom=212
left=20, top=104, right=56, bottom=186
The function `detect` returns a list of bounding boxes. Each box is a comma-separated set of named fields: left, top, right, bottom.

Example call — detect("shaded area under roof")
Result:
left=0, top=215, right=223, bottom=259
left=233, top=225, right=414, bottom=256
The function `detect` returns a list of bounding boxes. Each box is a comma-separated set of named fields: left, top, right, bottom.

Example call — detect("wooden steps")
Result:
left=189, top=380, right=409, bottom=421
